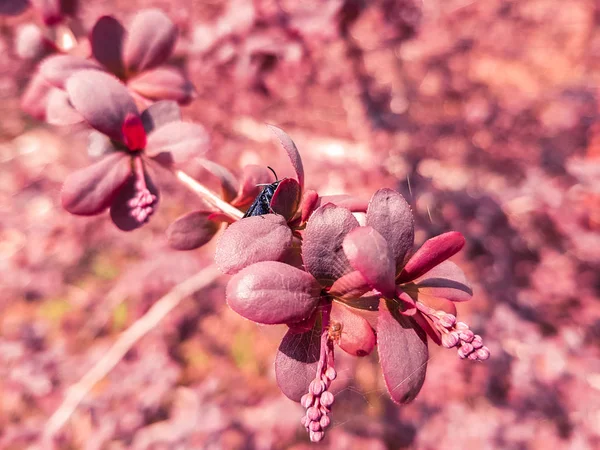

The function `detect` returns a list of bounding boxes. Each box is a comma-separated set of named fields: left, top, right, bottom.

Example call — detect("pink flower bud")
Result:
left=439, top=313, right=456, bottom=328
left=309, top=379, right=326, bottom=396
left=310, top=431, right=324, bottom=442
left=471, top=335, right=483, bottom=349
left=325, top=366, right=337, bottom=381
left=320, top=390, right=335, bottom=407
left=459, top=330, right=474, bottom=343
left=455, top=321, right=469, bottom=331
left=300, top=415, right=309, bottom=428
left=309, top=420, right=322, bottom=432
left=307, top=406, right=321, bottom=421
left=442, top=332, right=459, bottom=348
left=320, top=414, right=331, bottom=428
left=476, top=347, right=490, bottom=360
left=301, top=393, right=314, bottom=408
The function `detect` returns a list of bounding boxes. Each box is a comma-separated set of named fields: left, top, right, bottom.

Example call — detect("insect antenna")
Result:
left=267, top=166, right=278, bottom=181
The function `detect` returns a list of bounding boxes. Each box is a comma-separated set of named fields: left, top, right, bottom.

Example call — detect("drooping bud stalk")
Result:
left=417, top=302, right=490, bottom=361
left=300, top=301, right=337, bottom=442
left=128, top=157, right=158, bottom=224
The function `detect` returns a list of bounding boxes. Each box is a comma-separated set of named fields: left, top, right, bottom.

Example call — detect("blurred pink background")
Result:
left=1, top=0, right=599, bottom=448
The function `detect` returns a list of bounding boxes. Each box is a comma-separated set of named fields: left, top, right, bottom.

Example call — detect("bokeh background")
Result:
left=1, top=0, right=600, bottom=448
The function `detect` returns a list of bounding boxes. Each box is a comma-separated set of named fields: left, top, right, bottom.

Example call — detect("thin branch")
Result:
left=42, top=265, right=222, bottom=440
left=174, top=169, right=244, bottom=220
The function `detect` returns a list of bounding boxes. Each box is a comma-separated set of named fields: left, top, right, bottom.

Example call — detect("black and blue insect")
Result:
left=242, top=166, right=282, bottom=218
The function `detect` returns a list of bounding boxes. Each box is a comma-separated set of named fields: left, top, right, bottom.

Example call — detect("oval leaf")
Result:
left=215, top=214, right=293, bottom=275
left=270, top=178, right=301, bottom=221
left=129, top=67, right=196, bottom=104
left=377, top=300, right=428, bottom=404
left=267, top=125, right=304, bottom=191
left=66, top=70, right=139, bottom=143
left=45, top=88, right=82, bottom=125
left=39, top=55, right=102, bottom=89
left=302, top=204, right=359, bottom=285
left=146, top=121, right=209, bottom=167
left=61, top=152, right=131, bottom=215
left=330, top=301, right=376, bottom=357
left=123, top=9, right=178, bottom=73
left=141, top=100, right=181, bottom=133
left=300, top=189, right=319, bottom=223
left=275, top=323, right=321, bottom=401
left=415, top=260, right=473, bottom=303
left=398, top=231, right=466, bottom=283
left=21, top=73, right=54, bottom=120
left=226, top=261, right=322, bottom=324
left=91, top=15, right=126, bottom=77
left=366, top=188, right=414, bottom=269
left=167, top=211, right=220, bottom=250
left=343, top=226, right=396, bottom=298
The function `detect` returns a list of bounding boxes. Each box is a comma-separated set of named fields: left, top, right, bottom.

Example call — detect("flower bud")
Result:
left=307, top=406, right=321, bottom=421
left=301, top=393, right=314, bottom=408
left=309, top=379, right=326, bottom=396
left=325, top=367, right=337, bottom=381
left=310, top=431, right=324, bottom=442
left=320, top=390, right=335, bottom=407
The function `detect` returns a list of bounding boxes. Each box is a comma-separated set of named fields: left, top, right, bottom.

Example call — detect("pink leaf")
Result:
left=317, top=195, right=368, bottom=212
left=231, top=165, right=273, bottom=207
left=398, top=231, right=466, bottom=283
left=302, top=204, right=359, bottom=284
left=270, top=178, right=301, bottom=221
left=267, top=125, right=304, bottom=191
left=275, top=324, right=321, bottom=401
left=21, top=73, right=54, bottom=120
left=39, top=54, right=102, bottom=89
left=167, top=211, right=220, bottom=250
left=226, top=261, right=322, bottom=324
left=146, top=122, right=209, bottom=167
left=141, top=100, right=181, bottom=133
left=328, top=270, right=371, bottom=300
left=215, top=214, right=293, bottom=275
left=330, top=302, right=376, bottom=357
left=343, top=226, right=396, bottom=298
left=0, top=0, right=29, bottom=15
left=377, top=300, right=428, bottom=404
left=123, top=9, right=178, bottom=73
left=61, top=152, right=131, bottom=215
left=300, top=189, right=319, bottom=223
left=90, top=15, right=126, bottom=77
left=128, top=67, right=196, bottom=104
left=415, top=260, right=473, bottom=303
left=197, top=159, right=239, bottom=202
left=366, top=188, right=414, bottom=268
left=45, top=88, right=82, bottom=125
left=66, top=70, right=139, bottom=143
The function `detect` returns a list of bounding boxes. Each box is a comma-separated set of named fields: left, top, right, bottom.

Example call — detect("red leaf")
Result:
left=167, top=211, right=220, bottom=250
left=123, top=9, right=178, bottom=73
left=275, top=323, right=321, bottom=401
left=330, top=302, right=376, bottom=357
left=267, top=125, right=304, bottom=191
left=61, top=152, right=131, bottom=216
left=343, top=226, right=396, bottom=298
left=270, top=178, right=301, bottom=221
left=90, top=15, right=126, bottom=77
left=366, top=188, right=414, bottom=268
left=215, top=214, right=293, bottom=275
left=302, top=204, right=359, bottom=284
left=226, top=261, right=322, bottom=324
left=398, top=231, right=466, bottom=283
left=377, top=300, right=428, bottom=404
left=66, top=70, right=140, bottom=143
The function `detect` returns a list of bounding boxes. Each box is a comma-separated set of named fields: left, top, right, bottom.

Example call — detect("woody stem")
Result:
left=173, top=169, right=244, bottom=220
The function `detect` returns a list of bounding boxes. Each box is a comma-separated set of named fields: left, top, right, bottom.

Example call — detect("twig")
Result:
left=42, top=265, right=222, bottom=440
left=174, top=169, right=244, bottom=220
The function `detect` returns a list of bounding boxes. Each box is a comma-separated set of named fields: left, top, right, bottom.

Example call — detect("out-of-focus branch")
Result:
left=174, top=169, right=244, bottom=220
left=42, top=265, right=222, bottom=441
